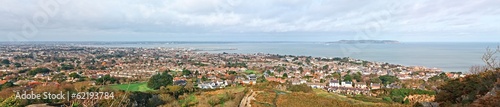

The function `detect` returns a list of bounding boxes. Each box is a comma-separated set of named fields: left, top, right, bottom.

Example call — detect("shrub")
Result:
left=383, top=97, right=393, bottom=102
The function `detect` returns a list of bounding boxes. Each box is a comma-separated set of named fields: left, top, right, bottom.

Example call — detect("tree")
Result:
left=370, top=77, right=382, bottom=83
left=201, top=76, right=208, bottom=81
left=258, top=75, right=267, bottom=83
left=0, top=59, right=10, bottom=65
left=148, top=71, right=174, bottom=90
left=182, top=69, right=192, bottom=76
left=18, top=69, right=30, bottom=73
left=13, top=63, right=21, bottom=68
left=343, top=74, right=352, bottom=82
left=353, top=72, right=362, bottom=82
left=298, top=67, right=304, bottom=73
left=379, top=75, right=399, bottom=86
left=282, top=73, right=288, bottom=78
left=69, top=72, right=81, bottom=78
left=1, top=82, right=14, bottom=89
left=60, top=64, right=75, bottom=70
left=322, top=65, right=329, bottom=70
left=332, top=72, right=341, bottom=80
left=28, top=68, right=51, bottom=76
left=96, top=74, right=117, bottom=85
left=481, top=46, right=499, bottom=70
left=320, top=79, right=326, bottom=83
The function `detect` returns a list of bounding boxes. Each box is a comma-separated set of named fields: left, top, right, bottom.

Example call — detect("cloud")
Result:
left=0, top=0, right=499, bottom=42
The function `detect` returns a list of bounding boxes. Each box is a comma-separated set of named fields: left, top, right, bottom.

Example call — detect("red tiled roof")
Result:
left=0, top=80, right=7, bottom=85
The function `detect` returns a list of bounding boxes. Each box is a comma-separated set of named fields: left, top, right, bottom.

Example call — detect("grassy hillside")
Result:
left=250, top=82, right=407, bottom=107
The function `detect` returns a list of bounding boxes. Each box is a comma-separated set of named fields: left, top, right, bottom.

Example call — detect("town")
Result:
left=0, top=43, right=474, bottom=106
left=0, top=43, right=466, bottom=96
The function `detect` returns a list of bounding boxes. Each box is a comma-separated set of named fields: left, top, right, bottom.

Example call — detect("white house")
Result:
left=329, top=80, right=340, bottom=87
left=341, top=81, right=353, bottom=87
left=306, top=83, right=326, bottom=89
left=355, top=82, right=367, bottom=89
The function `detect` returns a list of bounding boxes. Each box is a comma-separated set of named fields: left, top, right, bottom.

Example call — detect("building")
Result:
left=306, top=83, right=326, bottom=88
left=341, top=81, right=353, bottom=87
left=329, top=80, right=340, bottom=87
left=371, top=83, right=381, bottom=90
left=355, top=82, right=367, bottom=89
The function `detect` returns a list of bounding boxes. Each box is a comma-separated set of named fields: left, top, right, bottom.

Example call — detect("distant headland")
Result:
left=327, top=40, right=400, bottom=44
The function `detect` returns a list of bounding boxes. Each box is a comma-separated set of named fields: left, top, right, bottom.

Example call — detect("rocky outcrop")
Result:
left=469, top=78, right=500, bottom=107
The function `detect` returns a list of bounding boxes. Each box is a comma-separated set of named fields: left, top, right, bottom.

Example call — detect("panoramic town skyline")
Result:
left=1, top=0, right=500, bottom=42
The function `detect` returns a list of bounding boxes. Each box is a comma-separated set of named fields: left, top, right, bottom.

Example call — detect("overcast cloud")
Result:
left=0, top=0, right=499, bottom=42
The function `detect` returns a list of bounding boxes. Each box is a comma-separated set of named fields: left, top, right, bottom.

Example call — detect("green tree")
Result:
left=1, top=82, right=14, bottom=89
left=148, top=71, right=174, bottom=90
left=28, top=68, right=51, bottom=76
left=1, top=59, right=10, bottom=65
left=343, top=74, right=352, bottom=82
left=282, top=73, right=288, bottom=78
left=322, top=65, right=329, bottom=70
left=69, top=72, right=81, bottom=78
left=332, top=72, right=341, bottom=80
left=370, top=77, right=382, bottom=83
left=379, top=75, right=399, bottom=86
left=182, top=69, right=192, bottom=76
left=60, top=64, right=75, bottom=70
left=201, top=76, right=209, bottom=81
left=353, top=72, right=362, bottom=82
left=18, top=69, right=30, bottom=73
left=258, top=75, right=267, bottom=83
left=13, top=63, right=21, bottom=68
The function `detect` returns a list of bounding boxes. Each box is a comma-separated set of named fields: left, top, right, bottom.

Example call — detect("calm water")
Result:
left=90, top=42, right=500, bottom=72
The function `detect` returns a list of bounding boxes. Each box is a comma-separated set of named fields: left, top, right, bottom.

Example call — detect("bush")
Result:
left=383, top=97, right=393, bottom=102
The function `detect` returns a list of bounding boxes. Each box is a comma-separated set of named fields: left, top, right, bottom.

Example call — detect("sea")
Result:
left=86, top=42, right=500, bottom=72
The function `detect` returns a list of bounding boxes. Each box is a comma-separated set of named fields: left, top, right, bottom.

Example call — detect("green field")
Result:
left=245, top=70, right=256, bottom=74
left=108, top=82, right=154, bottom=92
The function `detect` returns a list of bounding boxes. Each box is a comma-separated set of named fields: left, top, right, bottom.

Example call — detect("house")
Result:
left=355, top=82, right=367, bottom=89
left=371, top=83, right=381, bottom=90
left=247, top=74, right=257, bottom=81
left=198, top=82, right=215, bottom=89
left=306, top=83, right=326, bottom=88
left=214, top=79, right=227, bottom=87
left=242, top=74, right=257, bottom=85
left=0, top=80, right=7, bottom=85
left=329, top=80, right=340, bottom=87
left=266, top=77, right=286, bottom=83
left=341, top=81, right=353, bottom=87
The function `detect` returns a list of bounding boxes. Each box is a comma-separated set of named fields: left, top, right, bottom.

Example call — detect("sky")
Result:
left=0, top=0, right=500, bottom=42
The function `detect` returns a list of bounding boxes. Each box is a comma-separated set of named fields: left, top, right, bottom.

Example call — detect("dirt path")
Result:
left=239, top=89, right=261, bottom=107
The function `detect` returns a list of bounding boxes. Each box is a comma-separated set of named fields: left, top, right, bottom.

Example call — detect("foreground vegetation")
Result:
left=250, top=82, right=407, bottom=107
